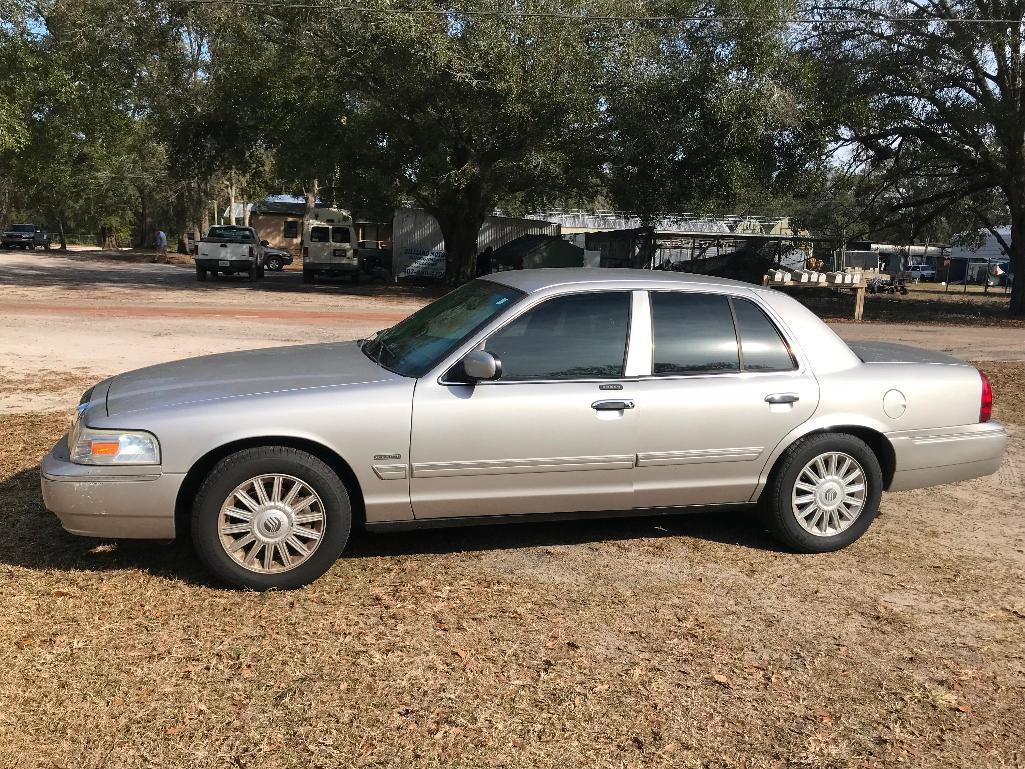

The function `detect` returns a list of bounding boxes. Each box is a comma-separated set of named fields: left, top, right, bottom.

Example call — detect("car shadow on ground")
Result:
left=1, top=465, right=784, bottom=588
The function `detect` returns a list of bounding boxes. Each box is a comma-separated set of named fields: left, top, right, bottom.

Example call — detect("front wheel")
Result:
left=760, top=433, right=882, bottom=553
left=267, top=256, right=283, bottom=271
left=191, top=447, right=352, bottom=589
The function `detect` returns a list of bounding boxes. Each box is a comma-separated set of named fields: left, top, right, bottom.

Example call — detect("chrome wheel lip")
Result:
left=791, top=451, right=867, bottom=538
left=217, top=473, right=326, bottom=574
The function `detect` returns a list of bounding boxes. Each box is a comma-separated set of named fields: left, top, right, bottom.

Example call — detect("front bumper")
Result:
left=887, top=421, right=1009, bottom=491
left=40, top=437, right=184, bottom=539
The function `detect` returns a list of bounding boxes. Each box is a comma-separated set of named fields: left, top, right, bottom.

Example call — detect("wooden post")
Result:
left=854, top=285, right=865, bottom=321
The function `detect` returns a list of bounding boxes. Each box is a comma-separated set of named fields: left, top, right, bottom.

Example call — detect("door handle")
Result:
left=765, top=393, right=800, bottom=404
left=592, top=399, right=635, bottom=411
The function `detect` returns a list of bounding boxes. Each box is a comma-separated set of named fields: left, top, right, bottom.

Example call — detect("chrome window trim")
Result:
left=434, top=287, right=636, bottom=386
left=430, top=283, right=809, bottom=386
left=645, top=288, right=808, bottom=377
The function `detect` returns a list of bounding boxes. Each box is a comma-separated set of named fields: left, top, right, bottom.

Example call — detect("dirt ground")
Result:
left=1, top=249, right=1024, bottom=768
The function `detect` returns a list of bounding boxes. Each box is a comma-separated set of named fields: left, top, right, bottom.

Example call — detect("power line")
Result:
left=161, top=0, right=1025, bottom=25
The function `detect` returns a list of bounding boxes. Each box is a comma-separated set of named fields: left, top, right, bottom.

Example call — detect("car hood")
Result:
left=104, top=341, right=395, bottom=416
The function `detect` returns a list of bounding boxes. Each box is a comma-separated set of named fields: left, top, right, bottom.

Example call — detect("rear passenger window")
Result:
left=732, top=298, right=795, bottom=371
left=310, top=226, right=329, bottom=243
left=331, top=226, right=350, bottom=244
left=485, top=292, right=630, bottom=380
left=650, top=293, right=740, bottom=374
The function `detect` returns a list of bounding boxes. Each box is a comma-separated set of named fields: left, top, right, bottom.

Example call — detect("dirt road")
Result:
left=3, top=249, right=1025, bottom=413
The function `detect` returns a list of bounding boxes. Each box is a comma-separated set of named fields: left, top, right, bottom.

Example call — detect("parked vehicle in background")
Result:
left=40, top=270, right=1008, bottom=589
left=2, top=223, right=51, bottom=250
left=194, top=226, right=266, bottom=281
left=263, top=246, right=293, bottom=271
left=355, top=240, right=393, bottom=282
left=302, top=213, right=359, bottom=284
left=904, top=264, right=936, bottom=282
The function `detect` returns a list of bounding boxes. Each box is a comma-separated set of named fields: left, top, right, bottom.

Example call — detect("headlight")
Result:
left=69, top=420, right=160, bottom=465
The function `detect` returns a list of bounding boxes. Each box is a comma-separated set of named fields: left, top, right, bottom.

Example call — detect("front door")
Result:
left=631, top=291, right=819, bottom=508
left=409, top=291, right=638, bottom=519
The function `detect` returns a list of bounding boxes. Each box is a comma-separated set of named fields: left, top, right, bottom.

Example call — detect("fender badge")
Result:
left=374, top=453, right=402, bottom=461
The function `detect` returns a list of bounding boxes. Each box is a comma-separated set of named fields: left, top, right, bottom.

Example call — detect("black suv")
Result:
left=2, top=224, right=51, bottom=250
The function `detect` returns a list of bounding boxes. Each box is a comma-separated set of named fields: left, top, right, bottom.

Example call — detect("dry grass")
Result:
left=1, top=371, right=1024, bottom=769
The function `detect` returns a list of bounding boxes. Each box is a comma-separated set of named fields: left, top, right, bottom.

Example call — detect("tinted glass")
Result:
left=485, top=292, right=630, bottom=380
left=733, top=298, right=795, bottom=372
left=331, top=226, right=350, bottom=243
left=363, top=280, right=523, bottom=378
left=11, top=224, right=34, bottom=232
left=310, top=226, right=329, bottom=243
left=206, top=226, right=255, bottom=243
left=651, top=292, right=739, bottom=374
left=283, top=220, right=299, bottom=238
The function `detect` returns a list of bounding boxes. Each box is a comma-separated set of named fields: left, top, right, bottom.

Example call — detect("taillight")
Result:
left=302, top=246, right=308, bottom=258
left=979, top=371, right=993, bottom=423
left=248, top=246, right=254, bottom=257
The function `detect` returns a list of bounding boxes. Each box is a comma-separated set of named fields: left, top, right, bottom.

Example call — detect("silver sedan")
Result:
left=41, top=270, right=1008, bottom=589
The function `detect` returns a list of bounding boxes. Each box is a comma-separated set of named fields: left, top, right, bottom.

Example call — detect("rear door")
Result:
left=631, top=291, right=819, bottom=508
left=329, top=225, right=355, bottom=266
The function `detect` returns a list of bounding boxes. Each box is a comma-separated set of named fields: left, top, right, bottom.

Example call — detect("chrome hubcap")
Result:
left=217, top=474, right=326, bottom=573
left=792, top=452, right=867, bottom=537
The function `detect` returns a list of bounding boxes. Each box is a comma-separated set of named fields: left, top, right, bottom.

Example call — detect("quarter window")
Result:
left=310, top=226, right=329, bottom=243
left=732, top=298, right=795, bottom=371
left=485, top=292, right=631, bottom=380
left=650, top=293, right=740, bottom=374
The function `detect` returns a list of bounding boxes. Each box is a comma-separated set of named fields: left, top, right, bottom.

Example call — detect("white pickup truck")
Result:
left=194, top=226, right=267, bottom=281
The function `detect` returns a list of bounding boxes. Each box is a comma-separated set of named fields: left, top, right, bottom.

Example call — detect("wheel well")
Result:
left=173, top=437, right=366, bottom=540
left=762, top=426, right=897, bottom=498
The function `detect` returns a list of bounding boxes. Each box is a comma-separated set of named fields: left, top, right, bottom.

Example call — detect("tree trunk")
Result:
left=57, top=217, right=66, bottom=250
left=433, top=181, right=488, bottom=285
left=228, top=171, right=236, bottom=226
left=303, top=180, right=318, bottom=221
left=1009, top=207, right=1025, bottom=316
left=242, top=199, right=250, bottom=227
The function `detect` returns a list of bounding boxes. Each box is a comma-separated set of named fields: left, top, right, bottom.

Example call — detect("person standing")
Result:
left=155, top=229, right=168, bottom=259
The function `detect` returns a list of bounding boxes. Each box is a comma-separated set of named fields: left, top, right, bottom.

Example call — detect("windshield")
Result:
left=207, top=226, right=255, bottom=243
left=363, top=279, right=524, bottom=378
left=10, top=224, right=34, bottom=232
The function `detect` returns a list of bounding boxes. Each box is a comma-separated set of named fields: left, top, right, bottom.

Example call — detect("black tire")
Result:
left=191, top=447, right=352, bottom=590
left=257, top=264, right=266, bottom=279
left=196, top=265, right=208, bottom=281
left=267, top=256, right=283, bottom=271
left=303, top=269, right=315, bottom=284
left=760, top=433, right=883, bottom=553
left=350, top=272, right=361, bottom=285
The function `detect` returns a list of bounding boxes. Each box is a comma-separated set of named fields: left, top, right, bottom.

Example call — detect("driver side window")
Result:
left=484, top=292, right=631, bottom=381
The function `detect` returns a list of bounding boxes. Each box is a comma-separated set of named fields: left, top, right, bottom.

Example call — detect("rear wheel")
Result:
left=303, top=269, right=315, bottom=284
left=191, top=447, right=352, bottom=590
left=196, top=265, right=207, bottom=281
left=761, top=433, right=882, bottom=553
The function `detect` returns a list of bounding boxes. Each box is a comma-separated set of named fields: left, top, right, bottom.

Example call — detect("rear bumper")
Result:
left=887, top=421, right=1008, bottom=491
left=304, top=262, right=358, bottom=272
left=195, top=258, right=254, bottom=269
left=40, top=438, right=183, bottom=539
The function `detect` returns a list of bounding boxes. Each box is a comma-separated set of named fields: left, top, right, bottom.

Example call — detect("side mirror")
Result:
left=260, top=240, right=270, bottom=247
left=462, top=350, right=502, bottom=381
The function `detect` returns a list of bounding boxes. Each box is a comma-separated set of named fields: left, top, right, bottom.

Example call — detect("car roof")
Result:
left=484, top=268, right=757, bottom=294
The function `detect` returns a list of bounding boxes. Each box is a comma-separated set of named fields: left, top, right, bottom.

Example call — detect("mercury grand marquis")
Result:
left=41, top=269, right=1008, bottom=589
